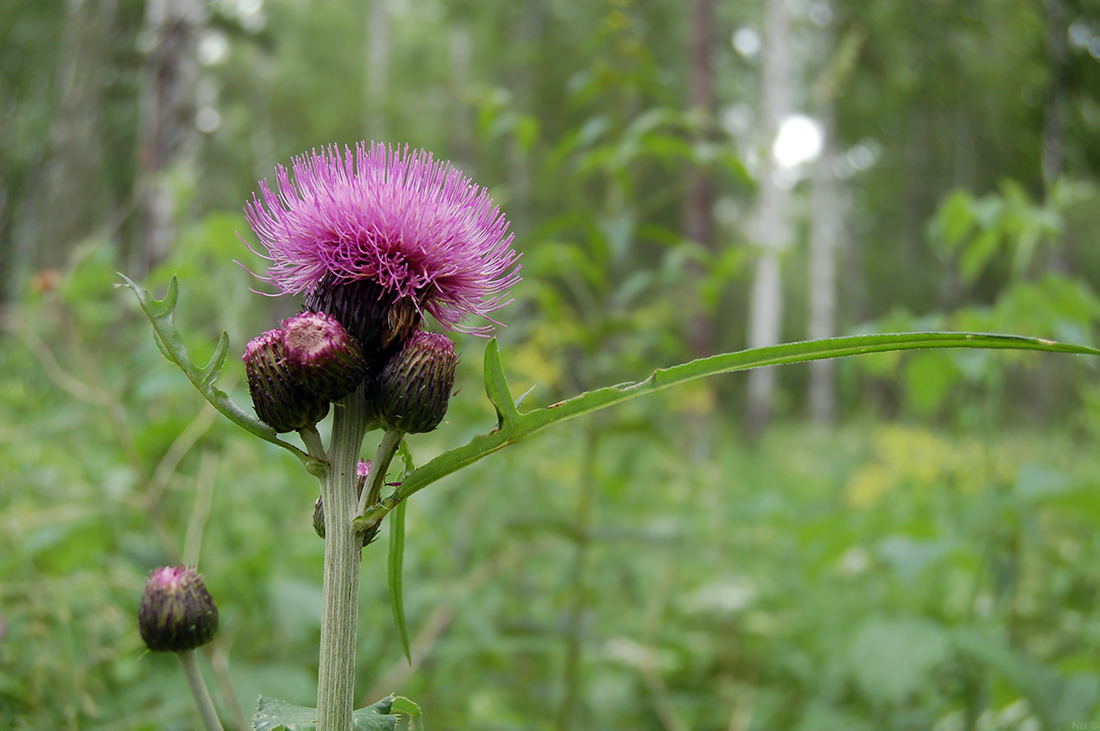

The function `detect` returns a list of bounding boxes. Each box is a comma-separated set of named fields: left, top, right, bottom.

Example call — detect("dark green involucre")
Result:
left=371, top=330, right=458, bottom=434
left=138, top=565, right=219, bottom=653
left=242, top=329, right=330, bottom=433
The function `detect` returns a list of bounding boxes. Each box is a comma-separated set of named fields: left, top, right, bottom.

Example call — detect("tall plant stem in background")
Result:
left=557, top=421, right=601, bottom=731
left=316, top=386, right=371, bottom=731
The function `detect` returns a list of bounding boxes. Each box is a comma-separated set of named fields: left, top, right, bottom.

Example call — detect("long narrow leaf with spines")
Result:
left=355, top=331, right=1100, bottom=531
left=387, top=442, right=416, bottom=664
left=119, top=274, right=317, bottom=469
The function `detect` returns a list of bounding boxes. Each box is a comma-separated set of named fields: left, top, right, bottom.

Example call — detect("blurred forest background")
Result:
left=5, top=0, right=1100, bottom=728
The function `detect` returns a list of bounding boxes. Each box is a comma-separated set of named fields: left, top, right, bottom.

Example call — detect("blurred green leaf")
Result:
left=849, top=617, right=950, bottom=704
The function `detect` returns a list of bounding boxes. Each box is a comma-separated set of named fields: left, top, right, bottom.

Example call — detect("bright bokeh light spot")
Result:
left=198, top=30, right=229, bottom=66
left=847, top=143, right=875, bottom=170
left=773, top=114, right=823, bottom=169
left=196, top=107, right=222, bottom=134
left=732, top=27, right=761, bottom=58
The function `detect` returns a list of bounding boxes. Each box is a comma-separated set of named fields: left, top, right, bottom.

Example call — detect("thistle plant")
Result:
left=123, top=141, right=1100, bottom=731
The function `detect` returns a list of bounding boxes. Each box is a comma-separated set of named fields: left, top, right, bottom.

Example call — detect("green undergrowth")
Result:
left=4, top=337, right=1100, bottom=730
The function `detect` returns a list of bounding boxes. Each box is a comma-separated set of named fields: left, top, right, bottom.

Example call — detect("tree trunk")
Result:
left=744, top=0, right=791, bottom=440
left=683, top=0, right=716, bottom=356
left=134, top=0, right=202, bottom=276
left=808, top=111, right=841, bottom=424
left=35, top=0, right=117, bottom=271
left=1042, top=0, right=1068, bottom=275
left=1033, top=0, right=1071, bottom=420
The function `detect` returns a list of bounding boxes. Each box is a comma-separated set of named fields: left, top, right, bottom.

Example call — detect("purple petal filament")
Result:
left=245, top=142, right=521, bottom=334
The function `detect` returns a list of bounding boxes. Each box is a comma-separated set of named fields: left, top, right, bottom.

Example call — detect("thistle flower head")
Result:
left=245, top=142, right=521, bottom=336
left=138, top=565, right=219, bottom=653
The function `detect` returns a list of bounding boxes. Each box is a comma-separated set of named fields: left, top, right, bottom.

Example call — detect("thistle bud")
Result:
left=138, top=565, right=219, bottom=653
left=371, top=330, right=458, bottom=434
left=243, top=329, right=329, bottom=432
left=281, top=312, right=368, bottom=401
left=304, top=276, right=421, bottom=369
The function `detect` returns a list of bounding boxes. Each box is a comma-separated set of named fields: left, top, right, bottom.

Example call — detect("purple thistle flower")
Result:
left=244, top=142, right=521, bottom=335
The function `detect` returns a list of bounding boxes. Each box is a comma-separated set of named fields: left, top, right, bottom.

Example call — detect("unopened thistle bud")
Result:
left=138, top=565, right=219, bottom=653
left=243, top=329, right=329, bottom=433
left=304, top=277, right=421, bottom=370
left=314, top=460, right=379, bottom=546
left=281, top=311, right=368, bottom=401
left=371, top=331, right=458, bottom=434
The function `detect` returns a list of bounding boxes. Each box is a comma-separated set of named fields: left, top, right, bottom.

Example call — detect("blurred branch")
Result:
left=149, top=400, right=219, bottom=507
left=183, top=449, right=217, bottom=566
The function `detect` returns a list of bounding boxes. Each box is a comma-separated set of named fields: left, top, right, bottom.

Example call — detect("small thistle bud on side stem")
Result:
left=282, top=311, right=368, bottom=401
left=138, top=566, right=225, bottom=730
left=371, top=331, right=458, bottom=435
left=139, top=565, right=219, bottom=653
left=243, top=330, right=330, bottom=433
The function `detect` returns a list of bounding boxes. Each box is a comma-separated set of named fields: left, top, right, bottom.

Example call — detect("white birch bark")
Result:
left=35, top=0, right=117, bottom=269
left=744, top=0, right=791, bottom=439
left=808, top=111, right=841, bottom=423
left=136, top=0, right=202, bottom=275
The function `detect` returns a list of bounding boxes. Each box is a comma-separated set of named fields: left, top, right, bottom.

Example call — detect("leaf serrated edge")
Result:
left=354, top=331, right=1100, bottom=534
left=483, top=338, right=519, bottom=427
left=118, top=274, right=315, bottom=467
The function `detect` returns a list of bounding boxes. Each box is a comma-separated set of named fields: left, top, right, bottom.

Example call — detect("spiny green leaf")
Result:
left=387, top=442, right=416, bottom=664
left=200, top=330, right=230, bottom=387
left=391, top=332, right=1100, bottom=505
left=390, top=696, right=422, bottom=730
left=387, top=499, right=411, bottom=664
left=483, top=338, right=518, bottom=428
left=252, top=696, right=400, bottom=731
left=118, top=274, right=316, bottom=469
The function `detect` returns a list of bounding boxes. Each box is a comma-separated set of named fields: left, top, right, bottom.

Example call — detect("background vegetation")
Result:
left=4, top=0, right=1100, bottom=729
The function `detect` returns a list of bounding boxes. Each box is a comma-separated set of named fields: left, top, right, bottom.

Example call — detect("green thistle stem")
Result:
left=357, top=429, right=404, bottom=517
left=316, top=386, right=371, bottom=731
left=177, top=650, right=224, bottom=731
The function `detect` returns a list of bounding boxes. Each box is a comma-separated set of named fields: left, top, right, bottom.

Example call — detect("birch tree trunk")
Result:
left=744, top=0, right=791, bottom=440
left=1042, top=0, right=1068, bottom=274
left=135, top=0, right=202, bottom=276
left=684, top=0, right=716, bottom=356
left=807, top=111, right=841, bottom=424
left=35, top=0, right=117, bottom=270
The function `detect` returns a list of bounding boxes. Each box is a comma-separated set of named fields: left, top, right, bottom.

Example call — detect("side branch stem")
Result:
left=316, top=386, right=371, bottom=731
left=357, top=429, right=404, bottom=517
left=177, top=649, right=225, bottom=731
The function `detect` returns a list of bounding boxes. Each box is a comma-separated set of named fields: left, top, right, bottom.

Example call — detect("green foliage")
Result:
left=253, top=696, right=404, bottom=731
left=119, top=274, right=316, bottom=470
left=9, top=0, right=1100, bottom=728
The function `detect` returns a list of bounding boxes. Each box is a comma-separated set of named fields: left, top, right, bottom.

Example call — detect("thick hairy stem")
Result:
left=316, top=386, right=371, bottom=731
